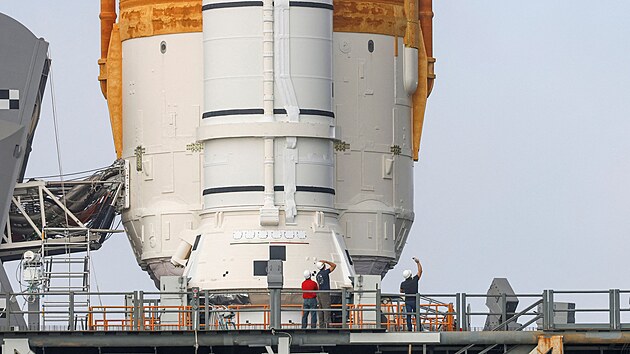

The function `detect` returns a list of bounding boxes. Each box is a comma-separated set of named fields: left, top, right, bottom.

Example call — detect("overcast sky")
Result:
left=1, top=2, right=629, bottom=315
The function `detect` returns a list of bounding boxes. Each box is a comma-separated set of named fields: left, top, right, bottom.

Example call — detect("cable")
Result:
left=103, top=218, right=123, bottom=243
left=25, top=165, right=111, bottom=180
left=47, top=48, right=70, bottom=230
left=89, top=257, right=103, bottom=307
left=15, top=259, right=23, bottom=289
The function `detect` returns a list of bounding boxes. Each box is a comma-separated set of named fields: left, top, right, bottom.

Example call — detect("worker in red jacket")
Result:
left=301, top=270, right=318, bottom=329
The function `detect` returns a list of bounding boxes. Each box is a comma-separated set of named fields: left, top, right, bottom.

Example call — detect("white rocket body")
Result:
left=120, top=2, right=417, bottom=290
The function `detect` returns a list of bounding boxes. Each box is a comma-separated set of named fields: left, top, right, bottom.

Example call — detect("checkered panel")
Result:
left=0, top=89, right=19, bottom=110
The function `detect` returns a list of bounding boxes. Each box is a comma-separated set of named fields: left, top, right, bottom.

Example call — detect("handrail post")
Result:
left=204, top=290, right=210, bottom=331
left=132, top=291, right=139, bottom=330
left=192, top=287, right=200, bottom=331
left=341, top=288, right=348, bottom=329
left=375, top=288, right=382, bottom=329
left=501, top=293, right=507, bottom=331
left=461, top=293, right=468, bottom=331
left=542, top=289, right=554, bottom=330
left=455, top=293, right=461, bottom=331
left=541, top=290, right=547, bottom=330
left=415, top=293, right=420, bottom=332
left=69, top=291, right=75, bottom=330
left=548, top=290, right=555, bottom=330
left=6, top=293, right=11, bottom=330
left=610, top=289, right=620, bottom=330
left=138, top=291, right=144, bottom=331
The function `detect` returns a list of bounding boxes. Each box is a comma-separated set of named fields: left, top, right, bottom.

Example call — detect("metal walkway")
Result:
left=0, top=287, right=628, bottom=353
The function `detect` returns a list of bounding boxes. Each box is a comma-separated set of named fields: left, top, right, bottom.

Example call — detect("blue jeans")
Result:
left=405, top=301, right=419, bottom=331
left=302, top=298, right=318, bottom=328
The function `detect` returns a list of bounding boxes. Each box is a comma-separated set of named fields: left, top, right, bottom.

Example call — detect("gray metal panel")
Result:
left=484, top=278, right=520, bottom=330
left=0, top=260, right=27, bottom=328
left=0, top=13, right=49, bottom=231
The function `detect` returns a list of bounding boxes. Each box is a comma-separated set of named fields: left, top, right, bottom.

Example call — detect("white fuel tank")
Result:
left=186, top=0, right=354, bottom=290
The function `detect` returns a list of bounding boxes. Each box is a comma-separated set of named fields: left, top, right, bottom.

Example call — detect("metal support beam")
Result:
left=270, top=288, right=281, bottom=329
left=11, top=197, right=41, bottom=237
left=27, top=296, right=39, bottom=330
left=278, top=336, right=290, bottom=354
left=41, top=187, right=85, bottom=228
left=12, top=330, right=630, bottom=349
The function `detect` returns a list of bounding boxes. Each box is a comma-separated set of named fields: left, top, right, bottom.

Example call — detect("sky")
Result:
left=1, top=1, right=629, bottom=318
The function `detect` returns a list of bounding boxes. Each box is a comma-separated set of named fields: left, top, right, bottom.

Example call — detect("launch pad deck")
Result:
left=3, top=328, right=630, bottom=354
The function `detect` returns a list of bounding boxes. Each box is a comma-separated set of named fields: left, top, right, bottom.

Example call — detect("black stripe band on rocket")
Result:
left=202, top=1, right=263, bottom=10
left=204, top=185, right=335, bottom=195
left=202, top=108, right=334, bottom=118
left=202, top=1, right=332, bottom=10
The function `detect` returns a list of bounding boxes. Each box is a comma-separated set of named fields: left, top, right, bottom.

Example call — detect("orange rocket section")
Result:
left=99, top=0, right=434, bottom=160
left=98, top=0, right=202, bottom=159
left=98, top=0, right=435, bottom=161
left=412, top=0, right=435, bottom=160
left=333, top=0, right=434, bottom=161
left=118, top=0, right=202, bottom=41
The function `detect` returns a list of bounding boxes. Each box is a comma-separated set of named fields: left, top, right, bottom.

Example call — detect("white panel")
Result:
left=203, top=138, right=264, bottom=187
left=286, top=7, right=333, bottom=112
left=203, top=8, right=263, bottom=111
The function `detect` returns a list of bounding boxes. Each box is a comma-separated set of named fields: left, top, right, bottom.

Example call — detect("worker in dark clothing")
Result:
left=399, top=257, right=423, bottom=331
left=315, top=259, right=336, bottom=328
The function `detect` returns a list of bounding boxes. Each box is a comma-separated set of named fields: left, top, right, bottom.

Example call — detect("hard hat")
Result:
left=303, top=270, right=312, bottom=279
left=402, top=269, right=412, bottom=279
left=315, top=261, right=324, bottom=270
left=23, top=250, right=35, bottom=262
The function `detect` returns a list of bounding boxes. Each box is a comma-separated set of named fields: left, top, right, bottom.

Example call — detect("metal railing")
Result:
left=0, top=288, right=628, bottom=332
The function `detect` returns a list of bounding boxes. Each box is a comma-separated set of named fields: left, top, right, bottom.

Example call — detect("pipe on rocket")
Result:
left=411, top=0, right=431, bottom=160
left=260, top=0, right=279, bottom=226
left=402, top=0, right=419, bottom=95
left=419, top=0, right=435, bottom=96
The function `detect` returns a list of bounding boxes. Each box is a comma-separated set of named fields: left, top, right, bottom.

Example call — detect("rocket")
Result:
left=97, top=0, right=434, bottom=291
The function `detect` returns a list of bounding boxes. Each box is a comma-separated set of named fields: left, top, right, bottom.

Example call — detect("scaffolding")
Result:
left=0, top=165, right=123, bottom=330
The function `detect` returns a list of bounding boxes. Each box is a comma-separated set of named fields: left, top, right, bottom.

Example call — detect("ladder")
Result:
left=40, top=228, right=92, bottom=330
